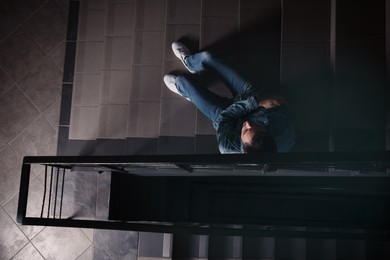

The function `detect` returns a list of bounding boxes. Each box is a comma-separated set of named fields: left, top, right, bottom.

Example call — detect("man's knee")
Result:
left=201, top=51, right=216, bottom=64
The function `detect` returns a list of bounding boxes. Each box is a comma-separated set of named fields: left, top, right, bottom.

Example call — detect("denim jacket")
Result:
left=214, top=96, right=295, bottom=154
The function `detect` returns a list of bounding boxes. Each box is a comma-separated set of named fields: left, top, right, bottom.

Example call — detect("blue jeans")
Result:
left=175, top=51, right=254, bottom=123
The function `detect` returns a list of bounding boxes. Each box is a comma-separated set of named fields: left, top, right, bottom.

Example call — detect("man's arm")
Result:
left=215, top=97, right=259, bottom=153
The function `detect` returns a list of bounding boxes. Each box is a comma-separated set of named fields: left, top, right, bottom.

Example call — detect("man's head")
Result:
left=241, top=121, right=277, bottom=153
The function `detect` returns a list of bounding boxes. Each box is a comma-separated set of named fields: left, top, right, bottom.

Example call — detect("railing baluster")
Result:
left=47, top=166, right=54, bottom=218
left=40, top=165, right=48, bottom=218
left=59, top=168, right=65, bottom=219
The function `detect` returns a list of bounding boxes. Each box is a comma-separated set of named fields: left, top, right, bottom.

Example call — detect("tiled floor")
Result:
left=0, top=0, right=389, bottom=259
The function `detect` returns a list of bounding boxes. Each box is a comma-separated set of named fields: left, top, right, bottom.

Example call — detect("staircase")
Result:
left=58, top=0, right=389, bottom=259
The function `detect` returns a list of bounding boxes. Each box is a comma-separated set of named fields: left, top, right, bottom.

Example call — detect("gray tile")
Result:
left=80, top=0, right=108, bottom=10
left=0, top=87, right=40, bottom=142
left=127, top=137, right=158, bottom=155
left=3, top=177, right=45, bottom=240
left=306, top=239, right=337, bottom=260
left=103, top=36, right=133, bottom=69
left=56, top=0, right=70, bottom=12
left=158, top=136, right=195, bottom=154
left=242, top=237, right=275, bottom=259
left=133, top=31, right=164, bottom=65
left=196, top=110, right=215, bottom=135
left=77, top=245, right=94, bottom=260
left=23, top=0, right=67, bottom=53
left=275, top=237, right=306, bottom=260
left=69, top=106, right=99, bottom=140
left=93, top=229, right=138, bottom=260
left=42, top=100, right=61, bottom=128
left=241, top=0, right=281, bottom=8
left=130, top=66, right=162, bottom=101
left=12, top=242, right=44, bottom=260
left=160, top=98, right=196, bottom=136
left=0, top=68, right=14, bottom=97
left=73, top=73, right=102, bottom=106
left=32, top=227, right=92, bottom=260
left=96, top=171, right=111, bottom=219
left=282, top=0, right=330, bottom=42
left=336, top=0, right=384, bottom=34
left=10, top=116, right=57, bottom=157
left=2, top=0, right=47, bottom=25
left=78, top=9, right=106, bottom=41
left=280, top=42, right=330, bottom=86
left=75, top=41, right=104, bottom=73
left=208, top=235, right=242, bottom=259
left=0, top=29, right=45, bottom=82
left=18, top=57, right=63, bottom=112
left=135, top=0, right=166, bottom=30
left=0, top=3, right=19, bottom=40
left=172, top=234, right=208, bottom=259
left=58, top=170, right=98, bottom=219
left=167, top=0, right=201, bottom=24
left=281, top=84, right=331, bottom=131
left=336, top=34, right=384, bottom=82
left=0, top=135, right=6, bottom=152
left=106, top=3, right=136, bottom=36
left=127, top=101, right=161, bottom=137
left=336, top=240, right=366, bottom=260
left=49, top=41, right=66, bottom=71
left=239, top=8, right=281, bottom=41
left=0, top=207, right=28, bottom=260
left=202, top=0, right=239, bottom=16
left=195, top=134, right=218, bottom=154
left=96, top=139, right=128, bottom=155
left=138, top=232, right=164, bottom=257
left=201, top=16, right=239, bottom=48
left=98, top=104, right=128, bottom=138
left=101, top=70, right=131, bottom=104
left=164, top=24, right=200, bottom=61
left=333, top=81, right=384, bottom=129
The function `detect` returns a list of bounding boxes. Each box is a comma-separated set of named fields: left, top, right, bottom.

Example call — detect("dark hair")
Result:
left=243, top=130, right=277, bottom=153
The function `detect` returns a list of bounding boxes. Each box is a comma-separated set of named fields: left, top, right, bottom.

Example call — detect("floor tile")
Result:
left=12, top=242, right=44, bottom=260
left=135, top=0, right=166, bottom=30
left=282, top=0, right=330, bottom=42
left=32, top=227, right=92, bottom=260
left=157, top=136, right=195, bottom=154
left=103, top=36, right=133, bottom=69
left=77, top=245, right=94, bottom=260
left=127, top=137, right=159, bottom=155
left=101, top=70, right=131, bottom=104
left=128, top=101, right=161, bottom=137
left=106, top=3, right=136, bottom=36
left=69, top=106, right=99, bottom=140
left=0, top=207, right=29, bottom=260
left=242, top=237, right=275, bottom=259
left=3, top=177, right=46, bottom=240
left=98, top=104, right=129, bottom=138
left=10, top=116, right=57, bottom=158
left=0, top=29, right=46, bottom=82
left=95, top=171, right=111, bottom=220
left=138, top=232, right=164, bottom=257
left=194, top=134, right=219, bottom=154
left=133, top=31, right=164, bottom=65
left=49, top=41, right=67, bottom=71
left=42, top=100, right=61, bottom=128
left=0, top=68, right=14, bottom=96
left=18, top=57, right=63, bottom=112
left=96, top=139, right=128, bottom=155
left=0, top=135, right=6, bottom=152
left=0, top=3, right=19, bottom=40
left=166, top=0, right=202, bottom=24
left=2, top=0, right=47, bottom=25
left=75, top=41, right=104, bottom=73
left=23, top=0, right=67, bottom=53
left=201, top=16, right=239, bottom=48
left=202, top=0, right=239, bottom=16
left=130, top=66, right=162, bottom=101
left=208, top=235, right=242, bottom=259
left=0, top=146, right=23, bottom=206
left=93, top=229, right=138, bottom=259
left=159, top=98, right=196, bottom=136
left=78, top=9, right=106, bottom=41
left=72, top=73, right=102, bottom=106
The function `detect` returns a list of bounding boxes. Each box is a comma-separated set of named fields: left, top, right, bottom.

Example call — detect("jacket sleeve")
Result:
left=215, top=97, right=259, bottom=153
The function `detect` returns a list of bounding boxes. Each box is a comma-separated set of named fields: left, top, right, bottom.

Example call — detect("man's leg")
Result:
left=175, top=75, right=232, bottom=124
left=185, top=51, right=253, bottom=96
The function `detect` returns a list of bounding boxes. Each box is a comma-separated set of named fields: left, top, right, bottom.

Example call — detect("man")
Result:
left=163, top=42, right=295, bottom=153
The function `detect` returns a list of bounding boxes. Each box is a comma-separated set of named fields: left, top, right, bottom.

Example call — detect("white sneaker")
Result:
left=171, top=42, right=196, bottom=74
left=163, top=74, right=190, bottom=101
